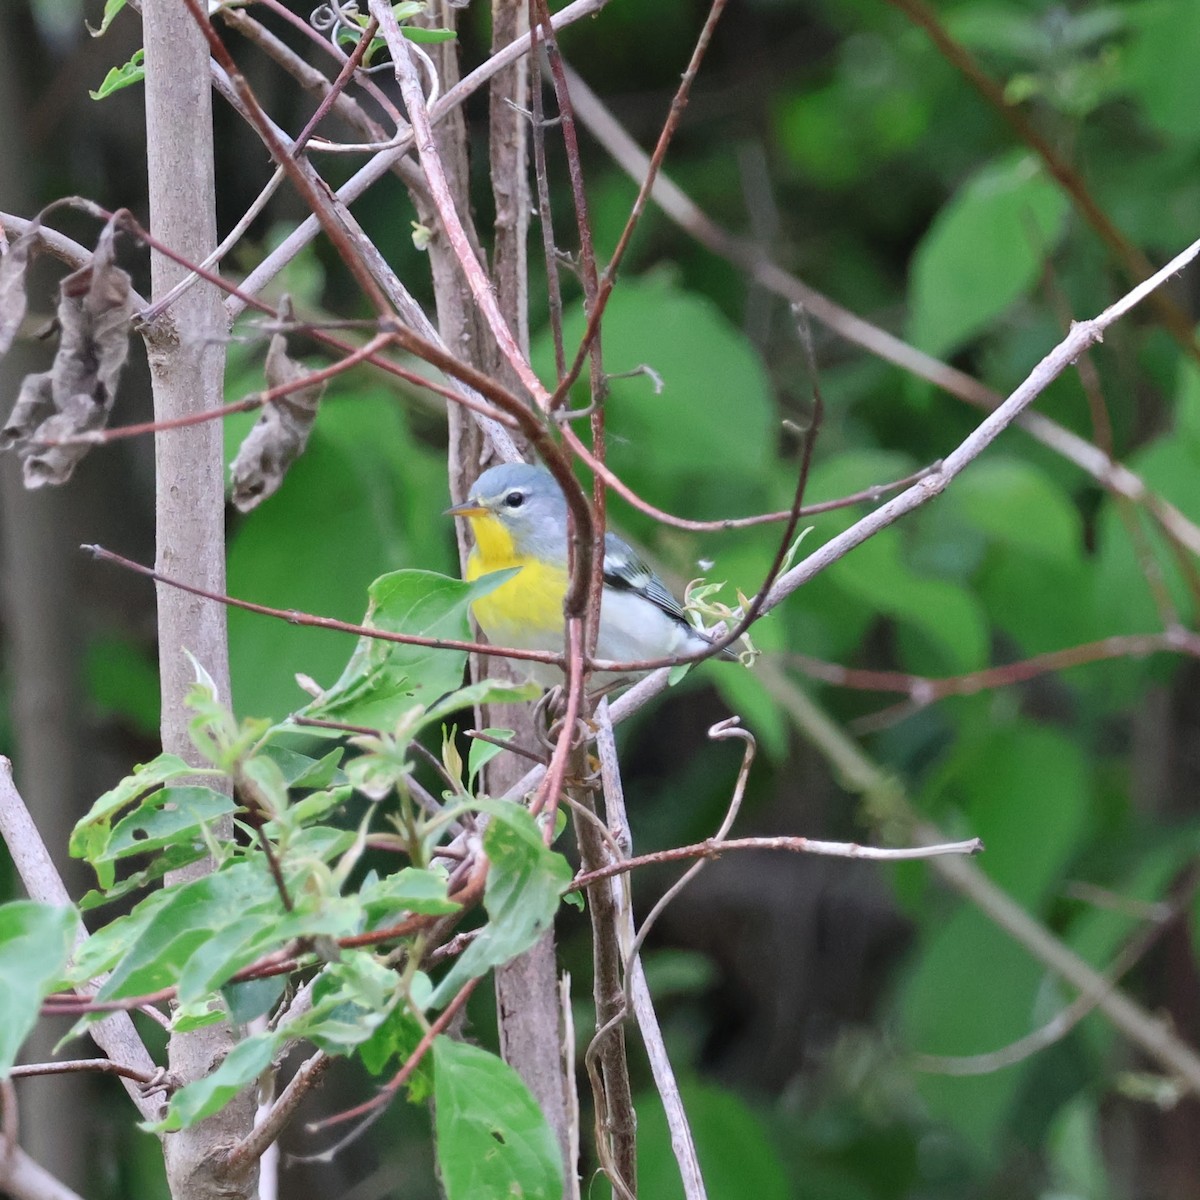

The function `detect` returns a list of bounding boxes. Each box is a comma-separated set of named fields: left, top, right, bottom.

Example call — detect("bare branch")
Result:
left=594, top=703, right=707, bottom=1200
left=561, top=66, right=1200, bottom=560
left=228, top=0, right=609, bottom=319
left=568, top=833, right=985, bottom=892
left=0, top=1147, right=86, bottom=1200
left=83, top=543, right=563, bottom=667
left=369, top=0, right=549, bottom=409
left=9, top=1059, right=164, bottom=1087
left=225, top=1052, right=330, bottom=1173
left=0, top=758, right=160, bottom=1121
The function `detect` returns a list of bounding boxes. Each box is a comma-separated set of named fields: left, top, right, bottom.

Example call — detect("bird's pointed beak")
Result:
left=445, top=498, right=486, bottom=518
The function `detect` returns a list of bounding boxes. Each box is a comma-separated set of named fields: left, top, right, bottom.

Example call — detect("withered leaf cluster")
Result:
left=0, top=224, right=33, bottom=358
left=0, top=222, right=133, bottom=488
left=229, top=302, right=324, bottom=512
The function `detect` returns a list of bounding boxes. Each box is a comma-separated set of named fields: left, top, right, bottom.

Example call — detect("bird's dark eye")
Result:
left=503, top=491, right=525, bottom=509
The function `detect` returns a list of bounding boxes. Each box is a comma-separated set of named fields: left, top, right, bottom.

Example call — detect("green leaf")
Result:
left=635, top=1081, right=789, bottom=1200
left=908, top=153, right=1070, bottom=357
left=0, top=903, right=77, bottom=1077
left=255, top=744, right=344, bottom=790
left=98, top=786, right=236, bottom=861
left=70, top=889, right=175, bottom=981
left=89, top=47, right=145, bottom=101
left=1124, top=0, right=1200, bottom=142
left=302, top=570, right=510, bottom=731
left=468, top=728, right=515, bottom=789
left=150, top=1031, right=277, bottom=1132
left=86, top=0, right=128, bottom=36
left=951, top=458, right=1083, bottom=565
left=288, top=953, right=399, bottom=1052
left=78, top=843, right=210, bottom=911
left=70, top=753, right=197, bottom=859
left=226, top=397, right=451, bottom=719
left=176, top=896, right=361, bottom=1005
left=222, top=976, right=287, bottom=1025
left=433, top=1036, right=564, bottom=1200
left=1090, top=435, right=1200, bottom=646
left=925, top=723, right=1090, bottom=908
left=531, top=273, right=776, bottom=518
left=902, top=723, right=1093, bottom=1151
left=360, top=867, right=460, bottom=924
left=358, top=1003, right=433, bottom=1098
left=97, top=863, right=279, bottom=1001
left=900, top=905, right=1043, bottom=1152
left=418, top=676, right=539, bottom=732
left=430, top=803, right=571, bottom=1006
left=830, top=526, right=989, bottom=675
left=270, top=786, right=352, bottom=831
left=947, top=458, right=1090, bottom=654
left=238, top=754, right=289, bottom=819
left=402, top=25, right=457, bottom=43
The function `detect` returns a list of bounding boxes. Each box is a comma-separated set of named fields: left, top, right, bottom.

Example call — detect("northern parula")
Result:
left=447, top=463, right=735, bottom=681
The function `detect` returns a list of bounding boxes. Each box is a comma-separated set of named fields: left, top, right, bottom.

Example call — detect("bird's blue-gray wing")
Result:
left=601, top=532, right=690, bottom=625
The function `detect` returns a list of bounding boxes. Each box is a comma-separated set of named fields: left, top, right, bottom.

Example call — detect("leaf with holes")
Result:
left=433, top=1036, right=563, bottom=1200
left=97, top=786, right=236, bottom=862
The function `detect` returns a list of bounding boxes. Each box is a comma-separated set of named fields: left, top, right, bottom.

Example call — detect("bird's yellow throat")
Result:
left=463, top=511, right=569, bottom=640
left=463, top=511, right=521, bottom=575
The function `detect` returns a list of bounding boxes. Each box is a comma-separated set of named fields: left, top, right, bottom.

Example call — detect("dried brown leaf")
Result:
left=0, top=224, right=37, bottom=357
left=21, top=395, right=107, bottom=489
left=1, top=220, right=133, bottom=487
left=0, top=372, right=54, bottom=451
left=229, top=312, right=324, bottom=512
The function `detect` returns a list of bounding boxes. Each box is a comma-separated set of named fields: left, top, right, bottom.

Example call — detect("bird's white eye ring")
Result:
left=503, top=491, right=525, bottom=509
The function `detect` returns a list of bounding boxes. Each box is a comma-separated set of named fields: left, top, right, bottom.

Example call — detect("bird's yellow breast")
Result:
left=464, top=512, right=568, bottom=648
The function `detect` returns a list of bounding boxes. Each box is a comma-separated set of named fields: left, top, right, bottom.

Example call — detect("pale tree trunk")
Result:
left=141, top=1, right=254, bottom=1196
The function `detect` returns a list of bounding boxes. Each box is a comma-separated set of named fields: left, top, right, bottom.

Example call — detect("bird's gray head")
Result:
left=457, top=463, right=569, bottom=560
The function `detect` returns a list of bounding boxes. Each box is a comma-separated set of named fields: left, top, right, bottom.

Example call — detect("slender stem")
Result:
left=84, top=544, right=563, bottom=667
left=568, top=834, right=985, bottom=892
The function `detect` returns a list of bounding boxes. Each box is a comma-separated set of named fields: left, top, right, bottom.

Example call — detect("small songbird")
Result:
left=446, top=462, right=736, bottom=683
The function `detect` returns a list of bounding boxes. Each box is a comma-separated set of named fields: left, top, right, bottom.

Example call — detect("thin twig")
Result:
left=179, top=0, right=400, bottom=318
left=37, top=332, right=397, bottom=447
left=8, top=1059, right=163, bottom=1087
left=550, top=0, right=730, bottom=408
left=911, top=870, right=1197, bottom=1076
left=227, top=0, right=610, bottom=319
left=598, top=701, right=706, bottom=1197
left=370, top=0, right=550, bottom=408
left=568, top=833, right=985, bottom=892
left=788, top=628, right=1200, bottom=701
left=759, top=661, right=1200, bottom=1098
left=83, top=544, right=563, bottom=667
left=306, top=976, right=480, bottom=1132
left=558, top=66, right=1200, bottom=560
left=292, top=16, right=380, bottom=155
